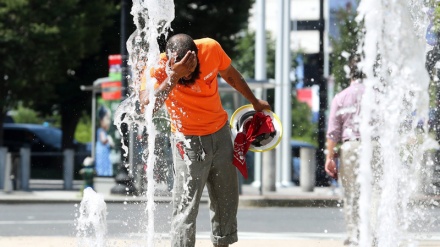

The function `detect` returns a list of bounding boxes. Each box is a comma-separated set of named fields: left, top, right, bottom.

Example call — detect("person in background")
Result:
left=139, top=33, right=271, bottom=247
left=325, top=55, right=366, bottom=246
left=95, top=105, right=114, bottom=176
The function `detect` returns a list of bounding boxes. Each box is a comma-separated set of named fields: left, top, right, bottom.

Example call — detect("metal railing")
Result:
left=0, top=147, right=77, bottom=191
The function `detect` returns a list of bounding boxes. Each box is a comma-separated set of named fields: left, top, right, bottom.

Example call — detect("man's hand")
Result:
left=139, top=89, right=149, bottom=114
left=325, top=158, right=338, bottom=180
left=107, top=135, right=115, bottom=148
left=168, top=50, right=197, bottom=81
left=252, top=99, right=272, bottom=112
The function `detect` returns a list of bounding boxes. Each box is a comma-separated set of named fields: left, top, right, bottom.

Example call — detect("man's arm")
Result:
left=139, top=77, right=177, bottom=113
left=139, top=51, right=197, bottom=113
left=219, top=64, right=271, bottom=112
left=324, top=95, right=342, bottom=179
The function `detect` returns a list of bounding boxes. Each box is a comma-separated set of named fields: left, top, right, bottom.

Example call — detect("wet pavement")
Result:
left=1, top=178, right=440, bottom=246
left=0, top=236, right=349, bottom=247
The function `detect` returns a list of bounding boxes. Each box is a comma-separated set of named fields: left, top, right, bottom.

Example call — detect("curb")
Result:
left=0, top=193, right=340, bottom=207
left=238, top=197, right=341, bottom=207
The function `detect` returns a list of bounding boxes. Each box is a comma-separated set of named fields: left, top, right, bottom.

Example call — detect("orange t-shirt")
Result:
left=147, top=38, right=232, bottom=136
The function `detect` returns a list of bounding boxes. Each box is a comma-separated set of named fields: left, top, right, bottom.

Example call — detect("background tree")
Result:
left=330, top=6, right=360, bottom=91
left=0, top=0, right=118, bottom=147
left=169, top=0, right=254, bottom=55
left=232, top=30, right=276, bottom=79
left=74, top=112, right=92, bottom=144
left=10, top=105, right=46, bottom=125
left=1, top=0, right=254, bottom=149
left=291, top=96, right=317, bottom=144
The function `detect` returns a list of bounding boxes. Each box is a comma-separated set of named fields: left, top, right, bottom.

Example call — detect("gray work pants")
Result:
left=170, top=123, right=239, bottom=247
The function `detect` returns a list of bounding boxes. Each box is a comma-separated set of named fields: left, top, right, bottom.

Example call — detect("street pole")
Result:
left=111, top=0, right=136, bottom=195
left=91, top=86, right=96, bottom=160
left=253, top=0, right=267, bottom=190
left=274, top=0, right=284, bottom=188
left=281, top=0, right=293, bottom=187
left=316, top=0, right=329, bottom=186
left=121, top=0, right=128, bottom=98
left=120, top=0, right=129, bottom=165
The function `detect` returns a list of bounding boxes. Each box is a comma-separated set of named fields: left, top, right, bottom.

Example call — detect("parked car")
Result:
left=3, top=115, right=14, bottom=123
left=243, top=139, right=316, bottom=185
left=2, top=123, right=91, bottom=179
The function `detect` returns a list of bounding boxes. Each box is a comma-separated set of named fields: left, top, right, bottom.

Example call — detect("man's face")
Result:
left=182, top=59, right=198, bottom=80
left=167, top=47, right=200, bottom=86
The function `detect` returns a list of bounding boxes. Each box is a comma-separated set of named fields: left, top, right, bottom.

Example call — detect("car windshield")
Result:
left=32, top=128, right=62, bottom=149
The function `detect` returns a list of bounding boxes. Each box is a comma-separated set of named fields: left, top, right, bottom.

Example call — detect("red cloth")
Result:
left=233, top=112, right=275, bottom=179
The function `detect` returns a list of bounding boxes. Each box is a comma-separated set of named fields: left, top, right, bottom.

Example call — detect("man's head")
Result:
left=166, top=33, right=200, bottom=86
left=348, top=54, right=366, bottom=81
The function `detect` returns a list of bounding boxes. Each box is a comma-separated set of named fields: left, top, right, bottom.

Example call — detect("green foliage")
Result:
left=11, top=103, right=60, bottom=127
left=43, top=114, right=61, bottom=128
left=428, top=0, right=440, bottom=32
left=0, top=0, right=253, bottom=148
left=330, top=7, right=361, bottom=91
left=232, top=30, right=276, bottom=79
left=435, top=9, right=440, bottom=32
left=0, top=0, right=118, bottom=146
left=0, top=0, right=113, bottom=111
left=291, top=95, right=317, bottom=145
left=12, top=105, right=41, bottom=124
left=171, top=0, right=254, bottom=55
left=74, top=112, right=92, bottom=143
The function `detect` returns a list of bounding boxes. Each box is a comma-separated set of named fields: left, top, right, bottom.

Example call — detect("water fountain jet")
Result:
left=357, top=0, right=438, bottom=246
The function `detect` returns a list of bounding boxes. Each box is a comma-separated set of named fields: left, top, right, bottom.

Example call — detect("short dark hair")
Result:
left=98, top=105, right=108, bottom=120
left=165, top=33, right=200, bottom=86
left=165, top=33, right=198, bottom=61
left=348, top=54, right=366, bottom=80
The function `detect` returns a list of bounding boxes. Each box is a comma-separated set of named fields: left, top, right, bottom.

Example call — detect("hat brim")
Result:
left=230, top=104, right=283, bottom=152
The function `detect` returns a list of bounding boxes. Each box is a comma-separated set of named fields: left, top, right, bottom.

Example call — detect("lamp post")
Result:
left=316, top=0, right=329, bottom=186
left=108, top=0, right=138, bottom=195
left=291, top=0, right=328, bottom=186
left=120, top=0, right=129, bottom=98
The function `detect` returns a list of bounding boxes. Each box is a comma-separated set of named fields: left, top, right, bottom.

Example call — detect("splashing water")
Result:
left=75, top=188, right=108, bottom=247
left=113, top=1, right=175, bottom=246
left=357, top=0, right=438, bottom=246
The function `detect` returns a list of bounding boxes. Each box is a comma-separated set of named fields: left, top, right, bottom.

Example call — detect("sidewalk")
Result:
left=1, top=235, right=440, bottom=247
left=1, top=178, right=440, bottom=207
left=0, top=178, right=344, bottom=206
left=0, top=236, right=350, bottom=247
